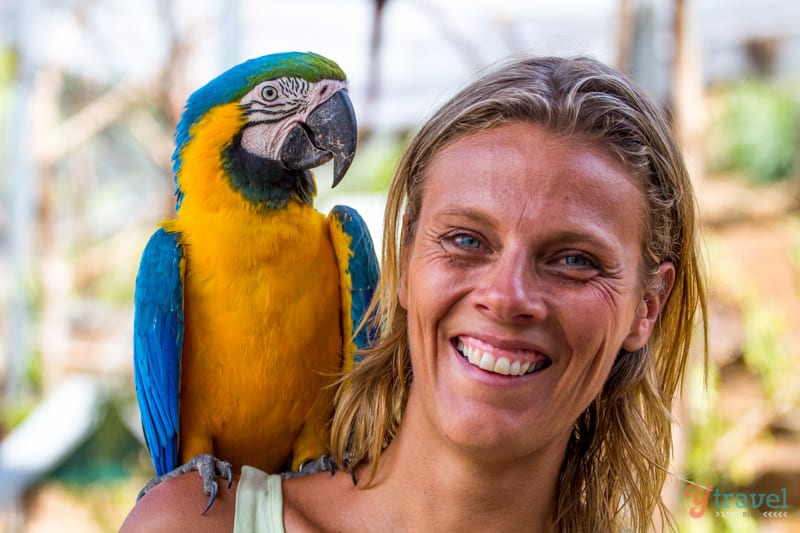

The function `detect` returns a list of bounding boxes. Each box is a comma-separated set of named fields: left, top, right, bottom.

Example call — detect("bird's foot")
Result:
left=281, top=455, right=338, bottom=479
left=138, top=453, right=233, bottom=514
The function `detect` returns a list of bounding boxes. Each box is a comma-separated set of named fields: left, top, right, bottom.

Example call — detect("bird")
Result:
left=132, top=51, right=379, bottom=509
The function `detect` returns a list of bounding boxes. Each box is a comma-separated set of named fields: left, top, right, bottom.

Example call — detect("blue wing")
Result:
left=329, top=205, right=380, bottom=361
left=133, top=227, right=184, bottom=476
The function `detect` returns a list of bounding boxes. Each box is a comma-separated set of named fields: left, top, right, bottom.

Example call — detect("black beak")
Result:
left=280, top=89, right=357, bottom=188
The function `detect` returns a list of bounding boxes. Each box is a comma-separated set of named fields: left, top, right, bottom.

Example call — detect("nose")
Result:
left=471, top=249, right=546, bottom=323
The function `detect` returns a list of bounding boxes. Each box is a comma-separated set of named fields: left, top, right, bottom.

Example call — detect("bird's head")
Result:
left=172, top=51, right=357, bottom=211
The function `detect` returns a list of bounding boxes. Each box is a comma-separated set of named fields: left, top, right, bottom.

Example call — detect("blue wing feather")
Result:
left=133, top=227, right=184, bottom=476
left=329, top=205, right=380, bottom=359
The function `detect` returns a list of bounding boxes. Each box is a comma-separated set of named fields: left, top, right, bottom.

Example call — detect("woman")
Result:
left=122, top=55, right=706, bottom=532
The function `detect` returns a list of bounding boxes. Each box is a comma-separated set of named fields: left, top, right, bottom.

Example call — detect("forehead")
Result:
left=419, top=122, right=646, bottom=239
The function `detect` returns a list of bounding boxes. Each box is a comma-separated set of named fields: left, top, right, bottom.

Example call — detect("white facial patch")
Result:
left=238, top=78, right=348, bottom=160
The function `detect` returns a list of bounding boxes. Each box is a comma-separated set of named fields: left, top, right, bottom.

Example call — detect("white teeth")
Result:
left=468, top=347, right=481, bottom=366
left=478, top=353, right=495, bottom=371
left=458, top=340, right=483, bottom=365
left=494, top=357, right=510, bottom=375
left=456, top=339, right=544, bottom=377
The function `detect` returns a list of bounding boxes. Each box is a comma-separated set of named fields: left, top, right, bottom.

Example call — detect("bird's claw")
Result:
left=281, top=455, right=338, bottom=479
left=194, top=453, right=233, bottom=514
left=137, top=453, right=232, bottom=515
left=202, top=480, right=218, bottom=515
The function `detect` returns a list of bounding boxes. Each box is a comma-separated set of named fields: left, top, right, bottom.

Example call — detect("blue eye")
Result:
left=455, top=235, right=481, bottom=249
left=563, top=254, right=595, bottom=268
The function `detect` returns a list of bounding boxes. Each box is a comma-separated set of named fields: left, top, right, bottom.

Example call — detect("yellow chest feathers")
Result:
left=166, top=199, right=339, bottom=305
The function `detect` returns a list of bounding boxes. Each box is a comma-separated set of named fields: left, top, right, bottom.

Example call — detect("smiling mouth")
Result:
left=454, top=336, right=552, bottom=377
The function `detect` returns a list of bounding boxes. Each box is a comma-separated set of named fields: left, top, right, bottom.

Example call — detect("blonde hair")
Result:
left=331, top=56, right=707, bottom=532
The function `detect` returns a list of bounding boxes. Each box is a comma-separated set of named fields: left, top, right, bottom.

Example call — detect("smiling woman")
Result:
left=122, top=55, right=706, bottom=533
left=393, top=122, right=661, bottom=466
left=330, top=56, right=707, bottom=532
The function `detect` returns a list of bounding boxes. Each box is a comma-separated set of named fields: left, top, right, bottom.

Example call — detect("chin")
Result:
left=436, top=398, right=552, bottom=459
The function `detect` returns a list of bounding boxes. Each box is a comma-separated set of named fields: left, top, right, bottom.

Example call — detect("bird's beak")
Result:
left=280, top=89, right=357, bottom=188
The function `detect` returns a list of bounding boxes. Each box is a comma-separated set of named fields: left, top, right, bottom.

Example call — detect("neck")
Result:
left=355, top=409, right=565, bottom=532
left=221, top=133, right=316, bottom=211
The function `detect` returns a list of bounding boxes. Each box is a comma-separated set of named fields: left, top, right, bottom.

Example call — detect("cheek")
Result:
left=407, top=251, right=470, bottom=310
left=552, top=285, right=638, bottom=381
left=551, top=307, right=621, bottom=417
left=577, top=281, right=640, bottom=340
left=403, top=255, right=471, bottom=364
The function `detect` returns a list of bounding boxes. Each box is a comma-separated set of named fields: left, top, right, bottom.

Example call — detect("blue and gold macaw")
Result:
left=133, top=52, right=378, bottom=504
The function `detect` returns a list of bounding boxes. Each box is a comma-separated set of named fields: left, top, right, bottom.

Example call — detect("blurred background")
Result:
left=0, top=0, right=798, bottom=531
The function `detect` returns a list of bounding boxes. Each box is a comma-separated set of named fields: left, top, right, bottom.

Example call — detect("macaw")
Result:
left=132, top=51, right=379, bottom=505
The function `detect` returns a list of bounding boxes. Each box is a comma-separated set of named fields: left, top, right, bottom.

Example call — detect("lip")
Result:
left=451, top=334, right=552, bottom=378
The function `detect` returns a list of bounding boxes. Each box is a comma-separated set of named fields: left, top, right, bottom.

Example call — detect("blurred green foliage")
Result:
left=316, top=133, right=405, bottom=200
left=707, top=80, right=798, bottom=183
left=0, top=47, right=13, bottom=181
left=2, top=349, right=44, bottom=431
left=0, top=47, right=13, bottom=87
left=676, top=226, right=800, bottom=531
left=51, top=402, right=142, bottom=484
left=348, top=135, right=404, bottom=192
left=740, top=294, right=790, bottom=399
left=685, top=358, right=722, bottom=485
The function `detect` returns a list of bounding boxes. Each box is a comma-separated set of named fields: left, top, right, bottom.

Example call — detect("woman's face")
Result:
left=399, top=122, right=671, bottom=463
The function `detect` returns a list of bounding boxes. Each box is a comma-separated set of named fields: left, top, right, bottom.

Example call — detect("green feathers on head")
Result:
left=247, top=52, right=346, bottom=87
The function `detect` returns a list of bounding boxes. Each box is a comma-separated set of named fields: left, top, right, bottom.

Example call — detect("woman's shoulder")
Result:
left=120, top=473, right=237, bottom=532
left=282, top=468, right=367, bottom=532
left=120, top=466, right=361, bottom=532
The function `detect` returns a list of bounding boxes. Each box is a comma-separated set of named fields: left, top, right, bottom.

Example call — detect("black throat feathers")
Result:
left=221, top=133, right=316, bottom=211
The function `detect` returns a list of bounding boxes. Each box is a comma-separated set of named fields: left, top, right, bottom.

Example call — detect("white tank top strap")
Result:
left=234, top=466, right=285, bottom=533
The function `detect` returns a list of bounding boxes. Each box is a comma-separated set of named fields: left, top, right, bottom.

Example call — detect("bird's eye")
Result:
left=261, top=85, right=278, bottom=101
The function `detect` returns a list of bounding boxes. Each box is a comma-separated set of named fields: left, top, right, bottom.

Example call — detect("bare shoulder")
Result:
left=120, top=474, right=237, bottom=532
left=282, top=470, right=367, bottom=532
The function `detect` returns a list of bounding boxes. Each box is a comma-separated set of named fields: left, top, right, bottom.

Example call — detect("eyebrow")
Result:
left=434, top=207, right=497, bottom=228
